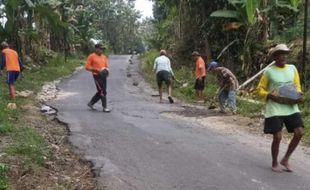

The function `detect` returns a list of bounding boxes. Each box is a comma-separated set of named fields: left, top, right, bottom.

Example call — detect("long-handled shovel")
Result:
left=173, top=77, right=188, bottom=88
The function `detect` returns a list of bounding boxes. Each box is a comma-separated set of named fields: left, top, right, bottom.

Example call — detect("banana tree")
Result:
left=210, top=0, right=259, bottom=27
left=210, top=0, right=302, bottom=76
left=263, top=0, right=302, bottom=38
left=0, top=0, right=66, bottom=58
left=289, top=0, right=302, bottom=8
left=210, top=0, right=261, bottom=76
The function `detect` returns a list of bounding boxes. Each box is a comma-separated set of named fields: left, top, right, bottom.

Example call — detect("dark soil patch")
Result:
left=167, top=105, right=224, bottom=117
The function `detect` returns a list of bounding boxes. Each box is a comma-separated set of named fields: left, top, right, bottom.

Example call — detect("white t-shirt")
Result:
left=153, top=55, right=174, bottom=75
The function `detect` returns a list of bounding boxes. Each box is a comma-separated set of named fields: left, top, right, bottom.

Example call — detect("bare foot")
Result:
left=271, top=165, right=283, bottom=173
left=280, top=159, right=293, bottom=172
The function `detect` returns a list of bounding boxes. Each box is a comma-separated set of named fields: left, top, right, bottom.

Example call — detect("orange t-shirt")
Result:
left=195, top=56, right=206, bottom=79
left=85, top=53, right=109, bottom=75
left=2, top=48, right=20, bottom=72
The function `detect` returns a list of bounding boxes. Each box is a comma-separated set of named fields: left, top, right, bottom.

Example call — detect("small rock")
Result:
left=63, top=175, right=71, bottom=182
left=91, top=168, right=101, bottom=177
left=181, top=83, right=188, bottom=88
left=40, top=105, right=57, bottom=115
left=7, top=103, right=17, bottom=110
left=133, top=81, right=139, bottom=86
left=36, top=81, right=60, bottom=102
left=127, top=73, right=132, bottom=77
left=16, top=90, right=34, bottom=97
left=51, top=144, right=60, bottom=152
left=44, top=161, right=54, bottom=169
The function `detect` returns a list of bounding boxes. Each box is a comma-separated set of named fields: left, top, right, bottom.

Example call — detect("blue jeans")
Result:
left=218, top=89, right=237, bottom=112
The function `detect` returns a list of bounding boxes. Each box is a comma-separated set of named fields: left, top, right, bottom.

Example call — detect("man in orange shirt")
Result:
left=85, top=44, right=110, bottom=112
left=1, top=42, right=24, bottom=100
left=192, top=51, right=206, bottom=102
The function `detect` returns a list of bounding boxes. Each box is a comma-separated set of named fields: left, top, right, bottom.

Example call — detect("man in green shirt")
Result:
left=257, top=44, right=304, bottom=172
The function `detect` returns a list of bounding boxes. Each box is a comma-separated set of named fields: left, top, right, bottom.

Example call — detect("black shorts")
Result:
left=264, top=113, right=304, bottom=134
left=156, top=70, right=171, bottom=88
left=194, top=77, right=205, bottom=90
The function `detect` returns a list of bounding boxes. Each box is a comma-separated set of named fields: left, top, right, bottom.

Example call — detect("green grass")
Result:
left=0, top=163, right=8, bottom=190
left=300, top=91, right=310, bottom=144
left=237, top=98, right=264, bottom=118
left=141, top=50, right=310, bottom=142
left=0, top=55, right=84, bottom=188
left=0, top=123, right=13, bottom=135
left=6, top=127, right=52, bottom=167
left=17, top=57, right=84, bottom=93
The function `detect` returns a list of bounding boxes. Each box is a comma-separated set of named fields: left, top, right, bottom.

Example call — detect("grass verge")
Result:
left=140, top=50, right=310, bottom=143
left=0, top=56, right=83, bottom=189
left=0, top=163, right=8, bottom=190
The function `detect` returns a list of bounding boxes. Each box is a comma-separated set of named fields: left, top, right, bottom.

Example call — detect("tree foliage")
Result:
left=0, top=0, right=144, bottom=64
left=149, top=0, right=305, bottom=79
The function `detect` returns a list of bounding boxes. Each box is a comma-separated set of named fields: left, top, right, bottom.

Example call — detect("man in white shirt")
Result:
left=153, top=49, right=174, bottom=103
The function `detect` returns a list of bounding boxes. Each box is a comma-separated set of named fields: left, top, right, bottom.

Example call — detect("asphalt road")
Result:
left=51, top=55, right=310, bottom=190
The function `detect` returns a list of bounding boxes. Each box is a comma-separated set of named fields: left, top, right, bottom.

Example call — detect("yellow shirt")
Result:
left=256, top=64, right=301, bottom=118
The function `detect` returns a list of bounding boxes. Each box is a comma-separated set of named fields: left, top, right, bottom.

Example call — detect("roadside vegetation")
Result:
left=139, top=0, right=310, bottom=144
left=0, top=0, right=146, bottom=188
left=0, top=57, right=83, bottom=189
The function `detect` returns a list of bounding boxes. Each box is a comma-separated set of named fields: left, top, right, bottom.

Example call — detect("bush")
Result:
left=0, top=123, right=13, bottom=135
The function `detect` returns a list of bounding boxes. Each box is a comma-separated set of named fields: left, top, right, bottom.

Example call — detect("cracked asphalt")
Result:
left=50, top=55, right=310, bottom=190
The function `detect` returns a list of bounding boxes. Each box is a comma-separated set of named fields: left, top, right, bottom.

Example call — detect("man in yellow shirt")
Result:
left=257, top=44, right=304, bottom=172
left=85, top=44, right=110, bottom=112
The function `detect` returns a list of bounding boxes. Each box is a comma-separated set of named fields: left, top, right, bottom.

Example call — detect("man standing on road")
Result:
left=257, top=44, right=304, bottom=172
left=0, top=42, right=24, bottom=100
left=153, top=49, right=174, bottom=104
left=208, top=61, right=239, bottom=114
left=86, top=44, right=110, bottom=112
left=192, top=51, right=206, bottom=103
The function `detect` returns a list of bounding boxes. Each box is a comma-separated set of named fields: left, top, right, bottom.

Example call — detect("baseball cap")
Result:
left=208, top=61, right=218, bottom=70
left=95, top=44, right=105, bottom=50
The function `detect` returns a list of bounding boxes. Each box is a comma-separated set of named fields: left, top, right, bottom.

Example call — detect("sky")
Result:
left=134, top=0, right=154, bottom=19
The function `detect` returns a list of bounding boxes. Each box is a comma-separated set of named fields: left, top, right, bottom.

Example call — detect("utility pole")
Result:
left=302, top=0, right=308, bottom=88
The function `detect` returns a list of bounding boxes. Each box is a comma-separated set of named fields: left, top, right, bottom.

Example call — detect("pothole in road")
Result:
left=161, top=105, right=263, bottom=136
left=163, top=105, right=222, bottom=118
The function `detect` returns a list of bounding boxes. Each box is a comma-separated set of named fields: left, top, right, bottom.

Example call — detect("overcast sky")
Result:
left=134, top=0, right=154, bottom=19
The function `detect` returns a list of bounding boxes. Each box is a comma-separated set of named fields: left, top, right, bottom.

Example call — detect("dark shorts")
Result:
left=194, top=76, right=205, bottom=90
left=7, top=71, right=19, bottom=85
left=156, top=70, right=171, bottom=88
left=264, top=113, right=304, bottom=134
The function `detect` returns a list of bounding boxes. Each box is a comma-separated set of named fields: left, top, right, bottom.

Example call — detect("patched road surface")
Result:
left=50, top=55, right=310, bottom=190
